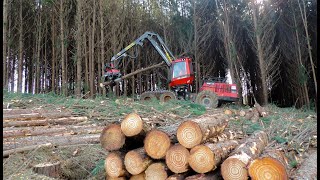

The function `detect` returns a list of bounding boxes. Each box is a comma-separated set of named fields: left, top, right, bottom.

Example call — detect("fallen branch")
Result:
left=3, top=143, right=53, bottom=157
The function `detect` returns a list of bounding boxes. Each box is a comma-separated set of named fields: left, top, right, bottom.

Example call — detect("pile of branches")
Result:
left=99, top=112, right=314, bottom=180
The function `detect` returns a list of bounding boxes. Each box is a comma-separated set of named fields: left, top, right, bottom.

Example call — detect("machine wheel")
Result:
left=140, top=92, right=156, bottom=101
left=195, top=90, right=219, bottom=109
left=159, top=91, right=176, bottom=102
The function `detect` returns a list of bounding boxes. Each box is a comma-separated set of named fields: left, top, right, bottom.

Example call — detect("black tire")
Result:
left=140, top=92, right=156, bottom=101
left=195, top=90, right=219, bottom=109
left=159, top=92, right=176, bottom=102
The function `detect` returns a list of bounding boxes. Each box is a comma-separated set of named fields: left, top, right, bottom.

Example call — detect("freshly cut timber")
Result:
left=121, top=113, right=143, bottom=137
left=144, top=130, right=171, bottom=159
left=3, top=111, right=72, bottom=121
left=189, top=140, right=239, bottom=173
left=159, top=91, right=176, bottom=102
left=32, top=162, right=61, bottom=178
left=195, top=90, right=218, bottom=109
left=145, top=162, right=168, bottom=180
left=3, top=116, right=88, bottom=127
left=100, top=124, right=125, bottom=151
left=177, top=114, right=228, bottom=148
left=165, top=144, right=190, bottom=173
left=206, top=130, right=243, bottom=143
left=124, top=147, right=152, bottom=175
left=221, top=130, right=268, bottom=180
left=291, top=150, right=317, bottom=180
left=140, top=92, right=156, bottom=101
left=129, top=172, right=145, bottom=180
left=105, top=152, right=127, bottom=178
left=3, top=143, right=53, bottom=157
left=166, top=173, right=189, bottom=180
left=248, top=149, right=288, bottom=180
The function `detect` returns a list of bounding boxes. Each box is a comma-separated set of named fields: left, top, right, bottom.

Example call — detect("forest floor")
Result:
left=2, top=91, right=317, bottom=179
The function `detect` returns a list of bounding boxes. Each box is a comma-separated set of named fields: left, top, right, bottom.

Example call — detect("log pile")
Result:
left=100, top=112, right=289, bottom=180
left=3, top=108, right=105, bottom=158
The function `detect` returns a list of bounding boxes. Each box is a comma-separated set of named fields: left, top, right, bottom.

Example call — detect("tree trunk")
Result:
left=221, top=130, right=268, bottom=180
left=32, top=162, right=61, bottom=178
left=4, top=111, right=72, bottom=120
left=3, top=0, right=8, bottom=89
left=248, top=149, right=288, bottom=180
left=165, top=144, right=190, bottom=173
left=252, top=1, right=268, bottom=105
left=145, top=162, right=168, bottom=180
left=189, top=140, right=239, bottom=173
left=90, top=0, right=96, bottom=98
left=75, top=0, right=83, bottom=97
left=17, top=0, right=23, bottom=93
left=144, top=130, right=171, bottom=159
left=120, top=113, right=143, bottom=137
left=99, top=0, right=106, bottom=96
left=51, top=13, right=56, bottom=93
left=60, top=0, right=66, bottom=95
left=124, top=147, right=152, bottom=175
left=100, top=124, right=126, bottom=151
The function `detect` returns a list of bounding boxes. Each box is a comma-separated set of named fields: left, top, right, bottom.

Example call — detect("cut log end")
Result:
left=105, top=152, right=126, bottom=178
left=145, top=162, right=168, bottom=180
left=221, top=158, right=248, bottom=180
left=189, top=145, right=214, bottom=173
left=124, top=149, right=152, bottom=175
left=165, top=144, right=190, bottom=173
left=32, top=162, right=61, bottom=178
left=100, top=124, right=125, bottom=151
left=177, top=121, right=202, bottom=149
left=144, top=130, right=171, bottom=159
left=249, top=157, right=288, bottom=180
left=121, top=113, right=143, bottom=137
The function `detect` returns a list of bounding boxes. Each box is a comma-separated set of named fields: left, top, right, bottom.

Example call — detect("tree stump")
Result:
left=144, top=130, right=171, bottom=159
left=165, top=144, right=190, bottom=173
left=32, top=162, right=61, bottom=178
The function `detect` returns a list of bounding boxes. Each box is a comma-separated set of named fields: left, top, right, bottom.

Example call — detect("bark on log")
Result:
left=248, top=149, right=289, bottom=180
left=165, top=144, right=190, bottom=173
left=144, top=130, right=171, bottom=159
left=124, top=147, right=152, bottom=175
left=4, top=111, right=72, bottom=121
left=3, top=125, right=103, bottom=138
left=3, top=134, right=100, bottom=151
left=32, top=161, right=61, bottom=178
left=206, top=130, right=244, bottom=143
left=105, top=152, right=127, bottom=178
left=100, top=124, right=125, bottom=151
left=106, top=176, right=126, bottom=180
left=177, top=114, right=228, bottom=148
left=3, top=108, right=70, bottom=116
left=129, top=172, right=146, bottom=180
left=121, top=113, right=143, bottom=137
left=291, top=150, right=317, bottom=180
left=166, top=173, right=189, bottom=180
left=3, top=143, right=53, bottom=157
left=251, top=108, right=260, bottom=123
left=184, top=171, right=221, bottom=180
left=254, top=102, right=267, bottom=117
left=145, top=162, right=168, bottom=180
left=100, top=62, right=165, bottom=87
left=3, top=116, right=88, bottom=127
left=221, top=130, right=268, bottom=180
left=189, top=140, right=240, bottom=173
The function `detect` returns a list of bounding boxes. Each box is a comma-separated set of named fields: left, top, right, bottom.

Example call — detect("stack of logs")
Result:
left=100, top=113, right=289, bottom=180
